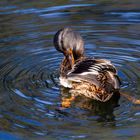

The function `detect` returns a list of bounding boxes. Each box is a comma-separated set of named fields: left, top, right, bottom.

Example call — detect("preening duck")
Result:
left=53, top=27, right=121, bottom=102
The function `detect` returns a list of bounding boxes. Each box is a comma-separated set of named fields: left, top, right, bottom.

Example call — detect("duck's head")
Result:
left=53, top=27, right=84, bottom=67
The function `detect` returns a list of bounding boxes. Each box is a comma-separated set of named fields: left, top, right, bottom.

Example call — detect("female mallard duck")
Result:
left=54, top=27, right=121, bottom=102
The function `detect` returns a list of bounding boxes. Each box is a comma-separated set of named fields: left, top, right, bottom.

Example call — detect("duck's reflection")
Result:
left=60, top=87, right=120, bottom=122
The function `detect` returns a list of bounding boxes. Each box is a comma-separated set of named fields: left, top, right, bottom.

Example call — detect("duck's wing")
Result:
left=67, top=58, right=121, bottom=92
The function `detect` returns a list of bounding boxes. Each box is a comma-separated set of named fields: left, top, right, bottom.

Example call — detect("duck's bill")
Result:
left=68, top=48, right=75, bottom=67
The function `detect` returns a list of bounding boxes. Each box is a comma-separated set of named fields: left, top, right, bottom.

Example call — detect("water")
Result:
left=0, top=0, right=140, bottom=139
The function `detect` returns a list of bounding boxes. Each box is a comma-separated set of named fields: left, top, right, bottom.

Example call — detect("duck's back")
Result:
left=65, top=58, right=121, bottom=102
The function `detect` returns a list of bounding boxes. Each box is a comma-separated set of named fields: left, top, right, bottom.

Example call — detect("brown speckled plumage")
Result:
left=70, top=82, right=113, bottom=102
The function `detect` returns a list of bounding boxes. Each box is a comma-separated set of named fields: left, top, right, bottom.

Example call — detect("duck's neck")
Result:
left=60, top=57, right=73, bottom=77
left=60, top=55, right=85, bottom=77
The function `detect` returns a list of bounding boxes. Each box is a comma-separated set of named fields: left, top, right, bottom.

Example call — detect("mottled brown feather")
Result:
left=60, top=57, right=120, bottom=102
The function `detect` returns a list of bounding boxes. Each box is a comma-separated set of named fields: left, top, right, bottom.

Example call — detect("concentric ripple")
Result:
left=0, top=0, right=140, bottom=139
left=2, top=48, right=59, bottom=95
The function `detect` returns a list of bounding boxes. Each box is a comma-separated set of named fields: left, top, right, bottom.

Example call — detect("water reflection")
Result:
left=0, top=0, right=140, bottom=139
left=60, top=87, right=120, bottom=122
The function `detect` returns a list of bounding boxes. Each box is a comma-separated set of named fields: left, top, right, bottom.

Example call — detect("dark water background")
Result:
left=0, top=0, right=140, bottom=139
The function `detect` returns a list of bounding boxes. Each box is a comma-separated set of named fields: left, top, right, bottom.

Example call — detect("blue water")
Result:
left=0, top=0, right=140, bottom=139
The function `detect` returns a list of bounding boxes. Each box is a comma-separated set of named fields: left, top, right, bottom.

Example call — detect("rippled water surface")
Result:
left=0, top=0, right=140, bottom=139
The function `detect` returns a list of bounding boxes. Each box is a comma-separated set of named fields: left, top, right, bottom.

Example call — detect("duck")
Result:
left=53, top=27, right=121, bottom=102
